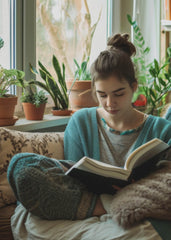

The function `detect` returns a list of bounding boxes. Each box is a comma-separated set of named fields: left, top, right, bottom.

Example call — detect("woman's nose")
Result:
left=106, top=96, right=115, bottom=107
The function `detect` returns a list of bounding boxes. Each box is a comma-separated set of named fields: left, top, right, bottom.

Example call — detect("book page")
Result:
left=125, top=138, right=169, bottom=170
left=66, top=157, right=131, bottom=180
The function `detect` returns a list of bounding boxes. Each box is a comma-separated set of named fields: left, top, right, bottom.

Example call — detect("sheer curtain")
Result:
left=132, top=0, right=160, bottom=63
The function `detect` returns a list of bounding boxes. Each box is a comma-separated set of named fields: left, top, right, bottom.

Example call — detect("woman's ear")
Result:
left=132, top=81, right=138, bottom=92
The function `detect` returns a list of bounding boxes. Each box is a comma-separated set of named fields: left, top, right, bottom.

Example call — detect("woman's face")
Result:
left=95, top=76, right=137, bottom=117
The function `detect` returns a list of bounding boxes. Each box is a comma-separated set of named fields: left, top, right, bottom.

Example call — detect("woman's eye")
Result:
left=99, top=95, right=107, bottom=98
left=115, top=93, right=124, bottom=97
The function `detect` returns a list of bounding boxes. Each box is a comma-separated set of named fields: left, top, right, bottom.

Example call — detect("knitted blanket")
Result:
left=109, top=161, right=171, bottom=228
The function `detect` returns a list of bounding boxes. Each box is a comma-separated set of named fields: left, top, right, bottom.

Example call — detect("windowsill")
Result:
left=6, top=114, right=71, bottom=132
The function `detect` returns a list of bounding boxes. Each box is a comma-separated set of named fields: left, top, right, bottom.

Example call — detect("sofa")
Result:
left=0, top=127, right=64, bottom=240
left=0, top=105, right=171, bottom=240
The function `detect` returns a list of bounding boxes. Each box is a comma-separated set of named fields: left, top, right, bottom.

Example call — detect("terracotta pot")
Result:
left=0, top=116, right=18, bottom=127
left=0, top=95, right=18, bottom=119
left=51, top=109, right=72, bottom=116
left=66, top=80, right=98, bottom=110
left=22, top=102, right=46, bottom=120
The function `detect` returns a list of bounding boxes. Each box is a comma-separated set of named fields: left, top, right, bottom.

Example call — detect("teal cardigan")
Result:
left=64, top=107, right=171, bottom=162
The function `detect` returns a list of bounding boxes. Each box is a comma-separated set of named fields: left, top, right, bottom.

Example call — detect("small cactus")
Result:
left=0, top=37, right=4, bottom=49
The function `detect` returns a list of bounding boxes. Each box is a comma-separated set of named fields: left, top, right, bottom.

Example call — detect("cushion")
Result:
left=109, top=161, right=171, bottom=228
left=0, top=127, right=64, bottom=208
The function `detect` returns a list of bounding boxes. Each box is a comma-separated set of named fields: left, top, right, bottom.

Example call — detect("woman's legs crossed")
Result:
left=7, top=153, right=97, bottom=220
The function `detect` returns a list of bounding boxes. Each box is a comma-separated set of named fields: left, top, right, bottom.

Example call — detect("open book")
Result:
left=65, top=138, right=171, bottom=194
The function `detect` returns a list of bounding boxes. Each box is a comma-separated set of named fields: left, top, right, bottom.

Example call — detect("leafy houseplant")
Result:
left=21, top=87, right=48, bottom=120
left=143, top=50, right=171, bottom=115
left=66, top=57, right=98, bottom=111
left=0, top=36, right=26, bottom=125
left=74, top=57, right=91, bottom=81
left=21, top=89, right=48, bottom=107
left=30, top=55, right=71, bottom=116
left=0, top=67, right=25, bottom=97
left=127, top=15, right=171, bottom=116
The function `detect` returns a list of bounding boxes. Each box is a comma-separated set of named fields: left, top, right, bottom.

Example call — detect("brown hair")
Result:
left=90, top=33, right=137, bottom=88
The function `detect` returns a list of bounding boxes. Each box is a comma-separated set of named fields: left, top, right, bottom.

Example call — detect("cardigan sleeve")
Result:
left=64, top=114, right=85, bottom=162
left=64, top=108, right=100, bottom=162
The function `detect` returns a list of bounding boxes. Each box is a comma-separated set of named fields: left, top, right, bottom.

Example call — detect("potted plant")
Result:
left=127, top=15, right=171, bottom=116
left=66, top=57, right=98, bottom=111
left=30, top=55, right=71, bottom=116
left=143, top=51, right=171, bottom=115
left=21, top=85, right=48, bottom=120
left=0, top=37, right=26, bottom=126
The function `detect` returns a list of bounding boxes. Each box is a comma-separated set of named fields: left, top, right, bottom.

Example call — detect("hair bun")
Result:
left=107, top=33, right=136, bottom=57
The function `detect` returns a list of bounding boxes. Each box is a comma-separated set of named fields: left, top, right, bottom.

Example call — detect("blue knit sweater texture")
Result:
left=64, top=107, right=171, bottom=162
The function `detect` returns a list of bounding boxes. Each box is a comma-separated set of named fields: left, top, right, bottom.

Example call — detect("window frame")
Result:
left=15, top=0, right=36, bottom=115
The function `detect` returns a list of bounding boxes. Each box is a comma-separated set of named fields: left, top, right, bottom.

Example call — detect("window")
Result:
left=0, top=0, right=12, bottom=68
left=36, top=0, right=108, bottom=78
left=2, top=0, right=161, bottom=117
left=0, top=0, right=110, bottom=116
left=0, top=0, right=15, bottom=94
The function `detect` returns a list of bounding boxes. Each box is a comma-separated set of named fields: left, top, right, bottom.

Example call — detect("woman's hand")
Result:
left=93, top=197, right=106, bottom=216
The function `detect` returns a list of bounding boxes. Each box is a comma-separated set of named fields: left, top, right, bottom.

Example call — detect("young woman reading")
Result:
left=7, top=33, right=171, bottom=222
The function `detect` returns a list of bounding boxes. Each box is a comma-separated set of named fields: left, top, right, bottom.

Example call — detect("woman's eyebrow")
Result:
left=96, top=87, right=125, bottom=94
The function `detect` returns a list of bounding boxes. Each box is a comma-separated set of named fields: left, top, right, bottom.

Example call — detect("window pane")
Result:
left=0, top=0, right=11, bottom=68
left=36, top=0, right=107, bottom=78
left=0, top=0, right=15, bottom=94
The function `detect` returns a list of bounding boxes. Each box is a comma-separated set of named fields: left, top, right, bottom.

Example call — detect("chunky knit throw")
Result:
left=7, top=153, right=98, bottom=220
left=109, top=161, right=171, bottom=228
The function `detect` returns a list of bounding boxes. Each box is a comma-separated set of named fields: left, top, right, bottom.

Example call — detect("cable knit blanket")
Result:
left=109, top=161, right=171, bottom=228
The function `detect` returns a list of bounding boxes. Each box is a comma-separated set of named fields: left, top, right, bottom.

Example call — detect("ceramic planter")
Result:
left=51, top=109, right=72, bottom=116
left=22, top=102, right=46, bottom=120
left=0, top=95, right=18, bottom=118
left=0, top=95, right=18, bottom=126
left=66, top=80, right=98, bottom=111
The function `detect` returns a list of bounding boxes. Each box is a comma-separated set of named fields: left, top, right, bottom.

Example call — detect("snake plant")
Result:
left=30, top=55, right=69, bottom=110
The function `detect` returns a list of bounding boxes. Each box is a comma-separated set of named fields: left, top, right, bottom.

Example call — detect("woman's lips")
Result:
left=107, top=109, right=119, bottom=114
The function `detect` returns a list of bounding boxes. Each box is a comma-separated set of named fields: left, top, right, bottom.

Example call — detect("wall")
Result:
left=120, top=0, right=133, bottom=34
left=112, top=0, right=160, bottom=63
left=112, top=0, right=133, bottom=36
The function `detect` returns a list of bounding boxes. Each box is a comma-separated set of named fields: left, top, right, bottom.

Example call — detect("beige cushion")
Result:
left=0, top=127, right=64, bottom=208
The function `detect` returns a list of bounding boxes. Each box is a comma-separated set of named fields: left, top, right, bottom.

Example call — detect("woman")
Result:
left=8, top=33, right=171, bottom=224
left=64, top=33, right=171, bottom=217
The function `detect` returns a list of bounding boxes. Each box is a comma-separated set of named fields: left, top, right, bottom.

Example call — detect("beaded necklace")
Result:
left=101, top=114, right=148, bottom=135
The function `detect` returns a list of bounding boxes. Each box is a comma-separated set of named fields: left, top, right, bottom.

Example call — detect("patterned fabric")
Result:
left=0, top=127, right=64, bottom=208
left=7, top=152, right=98, bottom=220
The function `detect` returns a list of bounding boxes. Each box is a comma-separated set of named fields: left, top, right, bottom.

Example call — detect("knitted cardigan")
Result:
left=64, top=107, right=171, bottom=162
